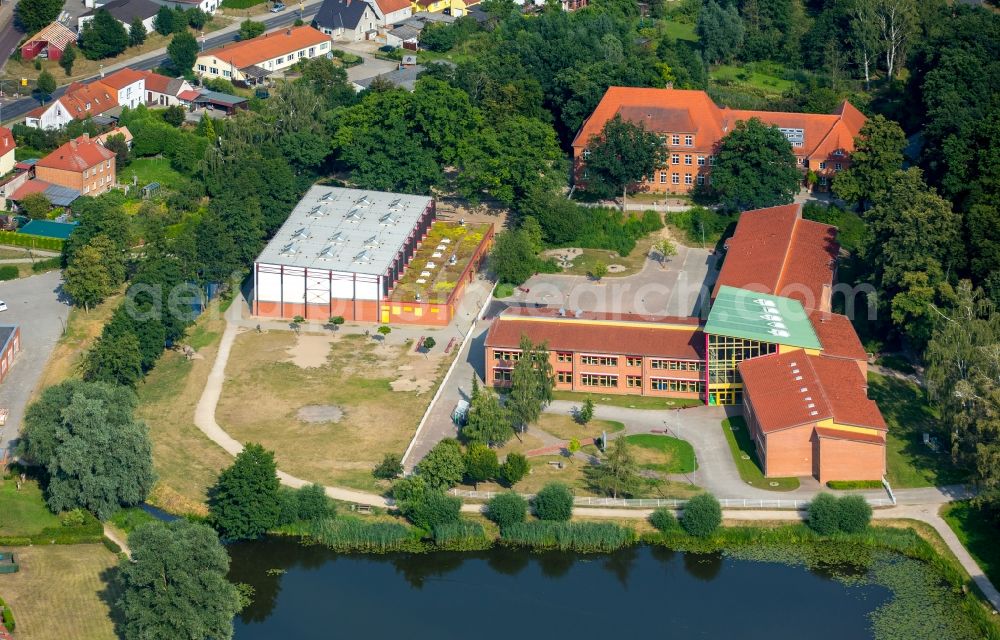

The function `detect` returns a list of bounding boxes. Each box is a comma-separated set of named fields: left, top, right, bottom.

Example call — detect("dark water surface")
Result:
left=228, top=537, right=890, bottom=639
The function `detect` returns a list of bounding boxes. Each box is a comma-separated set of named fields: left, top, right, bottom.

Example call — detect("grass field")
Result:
left=217, top=331, right=453, bottom=493
left=624, top=433, right=696, bottom=474
left=868, top=372, right=967, bottom=488
left=0, top=545, right=120, bottom=640
left=123, top=158, right=190, bottom=191
left=137, top=312, right=232, bottom=516
left=532, top=413, right=624, bottom=441
left=721, top=417, right=800, bottom=491
left=661, top=19, right=698, bottom=41
left=710, top=64, right=794, bottom=94
left=0, top=476, right=61, bottom=536
left=942, top=501, right=1000, bottom=589
left=543, top=227, right=665, bottom=278
left=551, top=390, right=703, bottom=411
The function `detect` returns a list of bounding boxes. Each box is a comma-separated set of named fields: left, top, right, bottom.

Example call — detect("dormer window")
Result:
left=833, top=149, right=844, bottom=157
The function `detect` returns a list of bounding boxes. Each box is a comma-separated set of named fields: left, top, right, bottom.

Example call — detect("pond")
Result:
left=227, top=537, right=891, bottom=639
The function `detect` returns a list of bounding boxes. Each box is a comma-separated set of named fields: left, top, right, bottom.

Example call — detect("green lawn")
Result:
left=0, top=474, right=61, bottom=536
left=721, top=417, right=800, bottom=491
left=710, top=64, right=794, bottom=94
left=123, top=157, right=189, bottom=191
left=551, top=390, right=703, bottom=411
left=662, top=20, right=697, bottom=41
left=624, top=434, right=696, bottom=474
left=942, top=501, right=1000, bottom=589
left=868, top=372, right=968, bottom=488
left=108, top=507, right=157, bottom=534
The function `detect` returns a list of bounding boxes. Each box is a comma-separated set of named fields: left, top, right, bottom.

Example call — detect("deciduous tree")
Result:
left=209, top=443, right=282, bottom=540
left=833, top=115, right=905, bottom=210
left=416, top=438, right=466, bottom=490
left=167, top=31, right=199, bottom=74
left=463, top=385, right=514, bottom=447
left=15, top=0, right=63, bottom=34
left=59, top=42, right=77, bottom=75
left=80, top=9, right=129, bottom=59
left=464, top=443, right=499, bottom=489
left=589, top=437, right=642, bottom=498
left=63, top=240, right=113, bottom=310
left=710, top=118, right=800, bottom=211
left=696, top=0, right=744, bottom=64
left=584, top=115, right=667, bottom=210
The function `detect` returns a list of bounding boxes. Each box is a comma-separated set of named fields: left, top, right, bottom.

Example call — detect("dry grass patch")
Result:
left=217, top=331, right=452, bottom=493
left=138, top=313, right=232, bottom=517
left=0, top=545, right=120, bottom=640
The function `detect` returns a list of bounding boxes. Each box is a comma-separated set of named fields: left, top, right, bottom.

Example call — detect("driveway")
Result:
left=332, top=40, right=400, bottom=83
left=0, top=270, right=70, bottom=458
left=513, top=245, right=718, bottom=319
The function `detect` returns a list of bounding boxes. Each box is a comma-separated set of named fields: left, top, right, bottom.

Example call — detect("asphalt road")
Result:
left=0, top=270, right=70, bottom=459
left=2, top=0, right=326, bottom=122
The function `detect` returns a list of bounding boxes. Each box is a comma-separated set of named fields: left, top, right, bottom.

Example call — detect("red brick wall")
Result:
left=763, top=425, right=816, bottom=478
left=0, top=326, right=20, bottom=385
left=817, top=436, right=885, bottom=483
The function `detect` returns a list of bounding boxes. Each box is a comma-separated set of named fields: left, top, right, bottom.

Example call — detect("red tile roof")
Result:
left=11, top=179, right=52, bottom=200
left=574, top=87, right=866, bottom=166
left=375, top=0, right=410, bottom=13
left=94, top=126, right=133, bottom=147
left=739, top=350, right=886, bottom=434
left=202, top=25, right=330, bottom=69
left=808, top=309, right=867, bottom=361
left=36, top=135, right=115, bottom=172
left=139, top=70, right=176, bottom=94
left=0, top=127, right=14, bottom=154
left=486, top=307, right=703, bottom=359
left=97, top=67, right=145, bottom=90
left=47, top=81, right=120, bottom=121
left=713, top=203, right=839, bottom=310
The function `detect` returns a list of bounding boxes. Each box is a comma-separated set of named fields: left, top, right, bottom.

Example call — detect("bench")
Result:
left=351, top=504, right=373, bottom=514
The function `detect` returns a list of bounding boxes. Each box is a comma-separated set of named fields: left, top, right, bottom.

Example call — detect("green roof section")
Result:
left=705, top=285, right=821, bottom=349
left=19, top=219, right=77, bottom=240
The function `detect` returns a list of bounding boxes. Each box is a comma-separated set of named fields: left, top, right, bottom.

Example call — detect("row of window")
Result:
left=657, top=172, right=705, bottom=186
left=580, top=355, right=617, bottom=366
left=494, top=350, right=521, bottom=361
left=659, top=134, right=695, bottom=147
left=670, top=154, right=712, bottom=166
left=569, top=372, right=703, bottom=392
left=501, top=352, right=701, bottom=370
left=82, top=159, right=112, bottom=179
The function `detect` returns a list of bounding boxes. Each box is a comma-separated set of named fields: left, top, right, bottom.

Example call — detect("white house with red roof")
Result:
left=97, top=68, right=146, bottom=109
left=0, top=128, right=16, bottom=177
left=139, top=70, right=193, bottom=106
left=24, top=67, right=151, bottom=130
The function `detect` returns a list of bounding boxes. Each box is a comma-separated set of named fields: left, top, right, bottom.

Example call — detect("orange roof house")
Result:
left=196, top=26, right=332, bottom=85
left=573, top=87, right=867, bottom=194
left=35, top=135, right=117, bottom=197
left=713, top=203, right=839, bottom=311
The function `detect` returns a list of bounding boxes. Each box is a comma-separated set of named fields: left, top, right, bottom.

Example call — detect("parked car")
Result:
left=271, top=2, right=286, bottom=11
left=378, top=45, right=397, bottom=53
left=0, top=301, right=7, bottom=312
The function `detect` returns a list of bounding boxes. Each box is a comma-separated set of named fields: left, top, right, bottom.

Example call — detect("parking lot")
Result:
left=0, top=270, right=70, bottom=458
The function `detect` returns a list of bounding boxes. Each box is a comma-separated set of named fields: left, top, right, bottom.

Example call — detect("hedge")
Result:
left=0, top=510, right=104, bottom=546
left=220, top=0, right=266, bottom=8
left=0, top=266, right=17, bottom=281
left=0, top=596, right=14, bottom=631
left=31, top=257, right=62, bottom=273
left=0, top=230, right=63, bottom=251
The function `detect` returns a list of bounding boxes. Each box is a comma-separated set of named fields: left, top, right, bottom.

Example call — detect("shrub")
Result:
left=807, top=493, right=841, bottom=535
left=533, top=483, right=574, bottom=522
left=0, top=265, right=18, bottom=281
left=499, top=453, right=529, bottom=486
left=310, top=517, right=416, bottom=553
left=372, top=453, right=403, bottom=480
left=31, top=257, right=61, bottom=273
left=394, top=477, right=462, bottom=531
left=102, top=536, right=122, bottom=554
left=1, top=600, right=14, bottom=631
left=649, top=507, right=679, bottom=533
left=297, top=483, right=334, bottom=522
left=485, top=492, right=528, bottom=530
left=835, top=495, right=872, bottom=534
left=681, top=493, right=721, bottom=538
left=416, top=438, right=465, bottom=489
left=60, top=509, right=86, bottom=527
left=500, top=521, right=635, bottom=552
left=826, top=479, right=883, bottom=490
left=276, top=487, right=300, bottom=526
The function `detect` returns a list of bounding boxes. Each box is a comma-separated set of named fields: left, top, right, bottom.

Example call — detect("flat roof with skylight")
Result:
left=704, top=285, right=821, bottom=350
left=255, top=186, right=433, bottom=277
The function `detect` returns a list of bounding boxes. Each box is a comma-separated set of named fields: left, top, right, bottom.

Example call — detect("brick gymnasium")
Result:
left=253, top=186, right=492, bottom=326
left=485, top=203, right=887, bottom=483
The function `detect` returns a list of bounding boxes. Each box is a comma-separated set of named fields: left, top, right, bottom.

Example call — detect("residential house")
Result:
left=96, top=67, right=146, bottom=109
left=151, top=0, right=220, bottom=14
left=572, top=87, right=867, bottom=193
left=371, top=0, right=412, bottom=25
left=0, top=128, right=15, bottom=177
left=352, top=62, right=424, bottom=91
left=195, top=26, right=332, bottom=84
left=78, top=0, right=160, bottom=34
left=24, top=81, right=118, bottom=130
left=410, top=0, right=477, bottom=16
left=34, top=134, right=117, bottom=196
left=385, top=11, right=452, bottom=46
left=313, top=0, right=380, bottom=42
left=139, top=70, right=194, bottom=106
left=94, top=126, right=134, bottom=148
left=20, top=22, right=76, bottom=61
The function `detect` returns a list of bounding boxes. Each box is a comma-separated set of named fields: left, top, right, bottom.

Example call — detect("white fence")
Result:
left=449, top=489, right=896, bottom=510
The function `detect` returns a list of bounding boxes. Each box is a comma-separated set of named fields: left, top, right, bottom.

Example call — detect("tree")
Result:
left=80, top=9, right=129, bottom=59
left=507, top=336, right=555, bottom=434
left=118, top=520, right=241, bottom=640
left=422, top=336, right=436, bottom=351
left=653, top=238, right=677, bottom=266
left=393, top=476, right=462, bottom=530
left=104, top=132, right=130, bottom=167
left=416, top=438, right=465, bottom=490
left=63, top=241, right=113, bottom=310
left=489, top=229, right=538, bottom=285
left=167, top=31, right=199, bottom=74
left=209, top=443, right=281, bottom=540
left=36, top=70, right=56, bottom=98
left=806, top=492, right=840, bottom=535
left=499, top=452, right=529, bottom=487
left=836, top=495, right=872, bottom=533
left=377, top=324, right=392, bottom=340
left=83, top=330, right=143, bottom=387
left=372, top=453, right=403, bottom=480
left=533, top=482, right=574, bottom=521
left=196, top=112, right=217, bottom=139
left=872, top=0, right=916, bottom=80
left=154, top=5, right=175, bottom=35
left=696, top=0, right=744, bottom=65
left=578, top=397, right=594, bottom=425
left=128, top=16, right=147, bottom=47
left=20, top=192, right=51, bottom=219
left=464, top=443, right=499, bottom=489
left=59, top=42, right=77, bottom=75
left=15, top=0, right=63, bottom=34
left=295, top=483, right=334, bottom=521
left=19, top=380, right=155, bottom=519
left=848, top=0, right=882, bottom=88
left=590, top=261, right=608, bottom=281
left=681, top=493, right=721, bottom=537
left=162, top=105, right=185, bottom=127
left=589, top=437, right=642, bottom=498
left=485, top=492, right=528, bottom=530
left=463, top=385, right=513, bottom=447
left=239, top=19, right=266, bottom=41
left=187, top=8, right=208, bottom=29
left=711, top=118, right=801, bottom=211
left=649, top=507, right=678, bottom=532
left=584, top=115, right=667, bottom=209
left=833, top=115, right=905, bottom=210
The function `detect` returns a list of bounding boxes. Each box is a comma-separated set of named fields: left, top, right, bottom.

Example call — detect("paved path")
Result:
left=0, top=271, right=70, bottom=459
left=102, top=524, right=132, bottom=559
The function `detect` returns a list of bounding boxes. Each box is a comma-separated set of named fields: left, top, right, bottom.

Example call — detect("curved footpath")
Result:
left=192, top=303, right=1000, bottom=611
